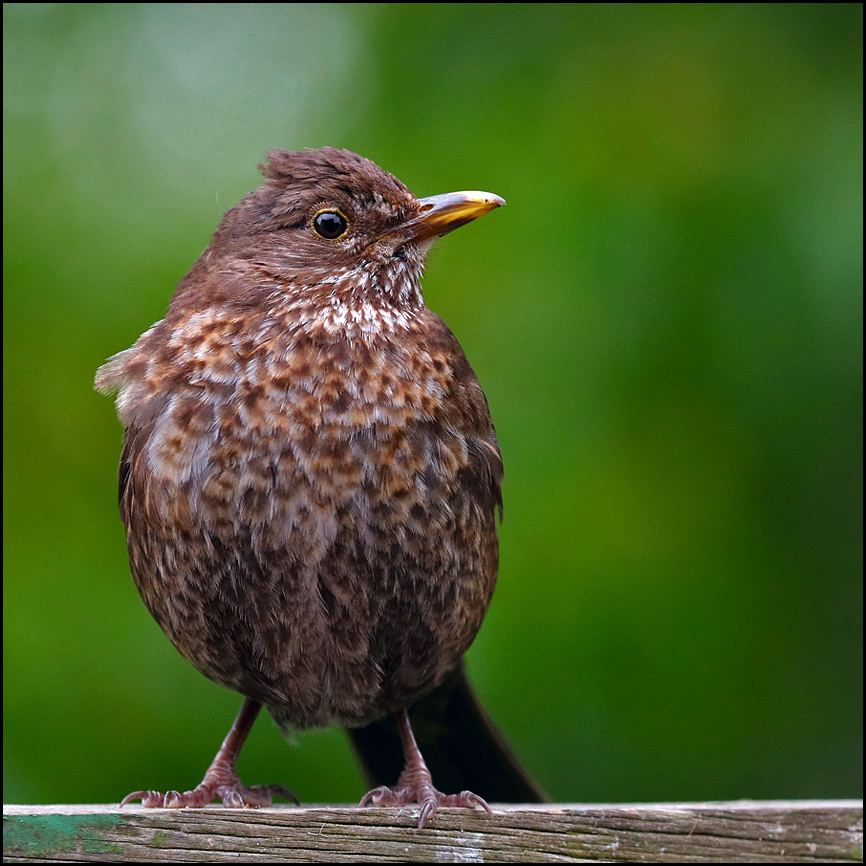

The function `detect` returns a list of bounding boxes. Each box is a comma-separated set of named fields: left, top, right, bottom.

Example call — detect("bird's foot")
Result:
left=358, top=707, right=493, bottom=828
left=360, top=782, right=491, bottom=829
left=121, top=766, right=297, bottom=808
left=120, top=699, right=297, bottom=809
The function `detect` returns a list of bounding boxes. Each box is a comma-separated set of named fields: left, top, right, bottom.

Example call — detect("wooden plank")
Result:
left=3, top=801, right=862, bottom=863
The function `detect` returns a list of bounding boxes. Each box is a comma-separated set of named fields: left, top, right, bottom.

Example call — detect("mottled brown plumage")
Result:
left=96, top=148, right=541, bottom=826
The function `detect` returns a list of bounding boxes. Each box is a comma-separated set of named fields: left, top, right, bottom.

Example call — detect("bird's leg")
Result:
left=121, top=698, right=297, bottom=808
left=359, top=708, right=493, bottom=828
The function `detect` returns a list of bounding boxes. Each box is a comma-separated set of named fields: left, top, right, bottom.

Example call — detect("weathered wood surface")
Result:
left=3, top=801, right=862, bottom=863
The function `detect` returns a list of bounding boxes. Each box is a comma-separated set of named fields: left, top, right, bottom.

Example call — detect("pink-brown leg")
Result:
left=121, top=698, right=296, bottom=808
left=359, top=708, right=492, bottom=828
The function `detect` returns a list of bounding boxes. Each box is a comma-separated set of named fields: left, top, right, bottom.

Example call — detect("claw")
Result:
left=360, top=782, right=491, bottom=828
left=120, top=781, right=297, bottom=809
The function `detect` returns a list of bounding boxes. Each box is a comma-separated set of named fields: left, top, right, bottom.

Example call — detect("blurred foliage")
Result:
left=4, top=3, right=861, bottom=806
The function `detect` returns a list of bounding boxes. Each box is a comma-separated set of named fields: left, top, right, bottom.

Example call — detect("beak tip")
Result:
left=464, top=191, right=506, bottom=209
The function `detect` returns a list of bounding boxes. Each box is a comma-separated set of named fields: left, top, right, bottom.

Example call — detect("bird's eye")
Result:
left=312, top=209, right=349, bottom=240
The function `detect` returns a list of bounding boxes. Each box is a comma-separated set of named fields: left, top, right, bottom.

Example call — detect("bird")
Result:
left=95, top=147, right=545, bottom=827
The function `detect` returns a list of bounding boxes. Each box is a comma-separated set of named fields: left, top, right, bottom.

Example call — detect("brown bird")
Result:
left=95, top=147, right=544, bottom=827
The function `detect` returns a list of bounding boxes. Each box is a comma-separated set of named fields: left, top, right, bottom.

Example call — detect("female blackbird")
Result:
left=96, top=148, right=544, bottom=827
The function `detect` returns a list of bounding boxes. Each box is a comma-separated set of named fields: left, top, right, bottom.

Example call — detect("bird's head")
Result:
left=195, top=148, right=504, bottom=313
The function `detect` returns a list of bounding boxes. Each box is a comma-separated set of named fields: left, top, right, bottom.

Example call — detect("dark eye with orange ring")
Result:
left=312, top=209, right=348, bottom=240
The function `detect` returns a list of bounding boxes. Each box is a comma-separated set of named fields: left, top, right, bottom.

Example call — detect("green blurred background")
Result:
left=4, top=3, right=862, bottom=806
